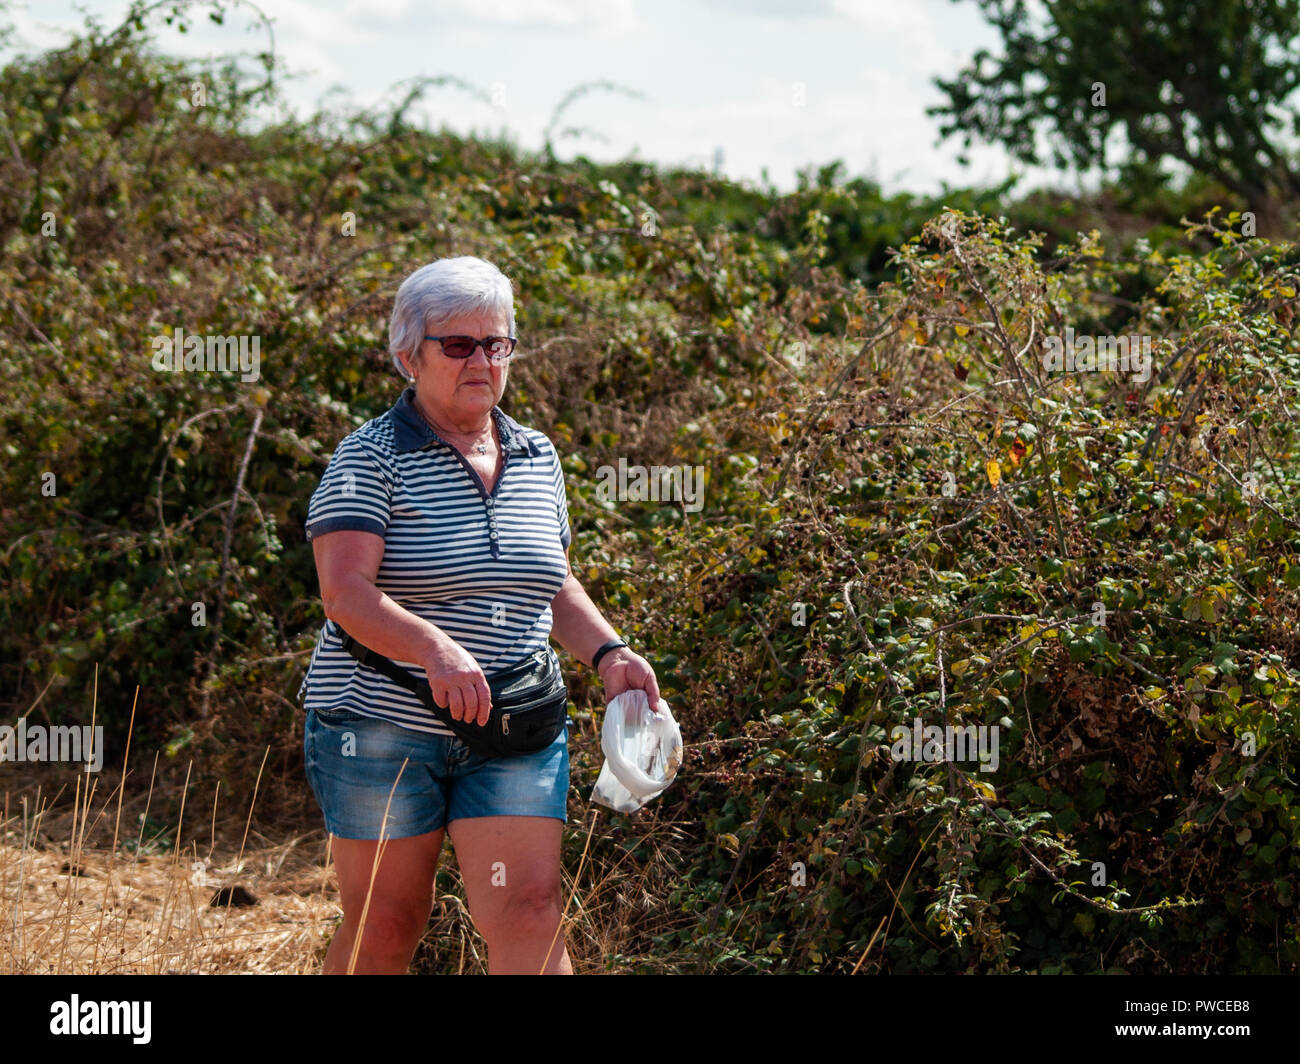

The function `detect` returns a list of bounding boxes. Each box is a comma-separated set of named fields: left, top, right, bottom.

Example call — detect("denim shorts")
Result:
left=303, top=704, right=570, bottom=840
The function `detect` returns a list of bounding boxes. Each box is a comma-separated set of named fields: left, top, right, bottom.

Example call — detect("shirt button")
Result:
left=489, top=531, right=498, bottom=539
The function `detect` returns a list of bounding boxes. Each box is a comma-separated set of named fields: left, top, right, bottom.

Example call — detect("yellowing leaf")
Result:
left=986, top=460, right=1001, bottom=488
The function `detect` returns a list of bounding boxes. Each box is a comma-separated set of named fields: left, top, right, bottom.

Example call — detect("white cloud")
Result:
left=258, top=0, right=383, bottom=44
left=6, top=3, right=90, bottom=54
left=342, top=0, right=640, bottom=31
left=342, top=0, right=411, bottom=18
left=603, top=72, right=1019, bottom=194
left=829, top=0, right=950, bottom=72
left=0, top=0, right=1025, bottom=196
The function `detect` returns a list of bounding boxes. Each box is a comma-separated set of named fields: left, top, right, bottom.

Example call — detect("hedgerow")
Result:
left=1, top=8, right=1296, bottom=973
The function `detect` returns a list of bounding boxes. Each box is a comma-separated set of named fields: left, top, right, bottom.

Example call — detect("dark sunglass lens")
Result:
left=442, top=337, right=475, bottom=358
left=486, top=339, right=512, bottom=358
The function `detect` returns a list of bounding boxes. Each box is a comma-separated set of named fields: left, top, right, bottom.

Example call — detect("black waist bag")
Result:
left=336, top=627, right=568, bottom=759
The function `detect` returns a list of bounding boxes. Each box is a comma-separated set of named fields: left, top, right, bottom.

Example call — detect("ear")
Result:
left=397, top=349, right=419, bottom=379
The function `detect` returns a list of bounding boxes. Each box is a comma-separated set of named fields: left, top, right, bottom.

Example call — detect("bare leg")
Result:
left=322, top=829, right=444, bottom=974
left=447, top=816, right=572, bottom=975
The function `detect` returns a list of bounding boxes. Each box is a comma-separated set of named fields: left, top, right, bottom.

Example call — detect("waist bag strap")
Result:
left=336, top=627, right=430, bottom=702
left=332, top=626, right=566, bottom=760
left=333, top=625, right=554, bottom=715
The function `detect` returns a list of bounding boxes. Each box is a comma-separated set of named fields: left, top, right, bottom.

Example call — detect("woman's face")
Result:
left=405, top=310, right=511, bottom=427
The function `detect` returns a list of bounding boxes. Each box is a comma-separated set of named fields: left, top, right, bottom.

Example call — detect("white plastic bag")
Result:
left=590, top=690, right=683, bottom=813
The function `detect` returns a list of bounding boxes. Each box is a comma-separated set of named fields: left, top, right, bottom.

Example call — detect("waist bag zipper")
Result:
left=502, top=713, right=511, bottom=735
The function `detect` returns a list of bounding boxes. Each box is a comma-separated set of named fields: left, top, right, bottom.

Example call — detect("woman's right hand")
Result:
left=420, top=631, right=492, bottom=726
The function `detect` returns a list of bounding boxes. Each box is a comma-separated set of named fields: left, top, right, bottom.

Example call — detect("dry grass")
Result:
left=0, top=758, right=340, bottom=973
left=0, top=775, right=680, bottom=975
left=0, top=678, right=337, bottom=974
left=1, top=678, right=689, bottom=975
left=0, top=819, right=337, bottom=975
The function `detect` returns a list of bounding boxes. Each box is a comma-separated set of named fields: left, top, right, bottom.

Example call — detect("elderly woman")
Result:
left=299, top=255, right=660, bottom=975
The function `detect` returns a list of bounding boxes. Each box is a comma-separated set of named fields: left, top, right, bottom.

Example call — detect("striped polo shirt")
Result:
left=297, top=385, right=572, bottom=736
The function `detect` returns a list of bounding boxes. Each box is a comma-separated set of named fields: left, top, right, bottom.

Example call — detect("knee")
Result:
left=348, top=900, right=430, bottom=959
left=481, top=882, right=562, bottom=941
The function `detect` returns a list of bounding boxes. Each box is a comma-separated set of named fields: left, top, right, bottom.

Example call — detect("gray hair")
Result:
left=388, top=256, right=516, bottom=378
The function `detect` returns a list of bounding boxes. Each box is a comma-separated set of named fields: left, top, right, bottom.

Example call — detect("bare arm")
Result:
left=550, top=548, right=661, bottom=706
left=312, top=529, right=493, bottom=725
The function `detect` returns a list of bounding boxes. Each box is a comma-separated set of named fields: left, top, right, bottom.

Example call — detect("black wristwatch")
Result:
left=590, top=638, right=628, bottom=671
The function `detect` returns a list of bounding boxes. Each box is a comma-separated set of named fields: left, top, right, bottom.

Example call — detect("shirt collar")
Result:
left=390, top=385, right=539, bottom=456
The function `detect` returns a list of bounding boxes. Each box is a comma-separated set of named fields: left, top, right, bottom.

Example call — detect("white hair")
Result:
left=387, top=256, right=516, bottom=378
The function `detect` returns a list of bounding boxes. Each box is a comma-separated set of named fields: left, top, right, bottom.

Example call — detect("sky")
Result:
left=1, top=0, right=1075, bottom=197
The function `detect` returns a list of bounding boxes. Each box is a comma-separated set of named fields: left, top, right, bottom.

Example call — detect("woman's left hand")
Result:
left=597, top=647, right=662, bottom=709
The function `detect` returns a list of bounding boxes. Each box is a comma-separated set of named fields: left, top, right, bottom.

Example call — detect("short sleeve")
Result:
left=304, top=433, right=393, bottom=542
left=553, top=446, right=571, bottom=552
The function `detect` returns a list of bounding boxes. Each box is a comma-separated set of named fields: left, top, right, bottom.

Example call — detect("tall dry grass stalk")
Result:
left=1, top=668, right=337, bottom=974
left=2, top=667, right=687, bottom=974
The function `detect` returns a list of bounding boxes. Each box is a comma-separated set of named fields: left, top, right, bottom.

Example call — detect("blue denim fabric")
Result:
left=304, top=704, right=569, bottom=840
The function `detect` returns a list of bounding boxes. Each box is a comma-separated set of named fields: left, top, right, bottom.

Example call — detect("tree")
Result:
left=930, top=0, right=1300, bottom=228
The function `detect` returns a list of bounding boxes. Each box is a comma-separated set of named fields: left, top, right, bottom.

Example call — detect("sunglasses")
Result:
left=423, top=335, right=517, bottom=363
